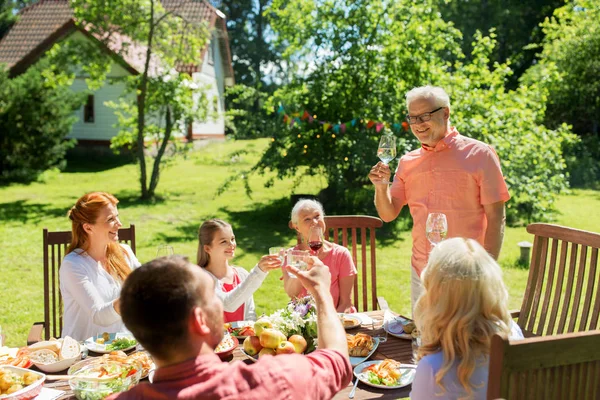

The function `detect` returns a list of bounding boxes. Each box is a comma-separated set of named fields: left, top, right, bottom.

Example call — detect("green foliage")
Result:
left=523, top=0, right=600, bottom=136
left=0, top=60, right=85, bottom=183
left=220, top=0, right=575, bottom=223
left=71, top=0, right=211, bottom=199
left=225, top=84, right=279, bottom=139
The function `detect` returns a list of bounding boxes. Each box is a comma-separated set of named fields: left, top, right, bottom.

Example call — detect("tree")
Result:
left=210, top=0, right=285, bottom=139
left=437, top=0, right=564, bottom=87
left=0, top=59, right=85, bottom=182
left=71, top=0, right=211, bottom=199
left=219, top=0, right=577, bottom=224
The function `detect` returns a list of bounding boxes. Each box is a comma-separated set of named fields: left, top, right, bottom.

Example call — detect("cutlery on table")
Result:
left=348, top=377, right=359, bottom=399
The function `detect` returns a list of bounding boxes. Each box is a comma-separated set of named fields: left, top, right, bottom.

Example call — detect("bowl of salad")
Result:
left=67, top=358, right=142, bottom=400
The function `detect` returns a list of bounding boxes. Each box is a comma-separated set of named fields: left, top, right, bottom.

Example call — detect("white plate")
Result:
left=84, top=332, right=137, bottom=354
left=383, top=311, right=412, bottom=340
left=349, top=337, right=380, bottom=367
left=354, top=360, right=416, bottom=389
left=339, top=314, right=361, bottom=330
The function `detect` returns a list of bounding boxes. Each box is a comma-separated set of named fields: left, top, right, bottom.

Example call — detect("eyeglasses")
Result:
left=405, top=107, right=444, bottom=125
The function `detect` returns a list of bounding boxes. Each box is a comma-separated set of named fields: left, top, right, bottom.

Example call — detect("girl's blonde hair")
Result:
left=197, top=219, right=231, bottom=268
left=414, top=237, right=512, bottom=398
left=67, top=192, right=132, bottom=282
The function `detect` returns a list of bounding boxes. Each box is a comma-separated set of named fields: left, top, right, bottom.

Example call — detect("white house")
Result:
left=0, top=0, right=235, bottom=144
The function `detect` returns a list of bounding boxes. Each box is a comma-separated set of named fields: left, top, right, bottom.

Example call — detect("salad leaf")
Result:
left=106, top=338, right=137, bottom=351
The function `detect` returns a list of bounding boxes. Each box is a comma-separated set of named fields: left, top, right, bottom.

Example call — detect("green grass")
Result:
left=1, top=138, right=599, bottom=347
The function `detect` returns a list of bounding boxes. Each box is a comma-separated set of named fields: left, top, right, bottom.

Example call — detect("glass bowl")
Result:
left=67, top=358, right=142, bottom=400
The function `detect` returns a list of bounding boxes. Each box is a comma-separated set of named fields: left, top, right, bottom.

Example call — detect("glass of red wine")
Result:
left=308, top=226, right=324, bottom=255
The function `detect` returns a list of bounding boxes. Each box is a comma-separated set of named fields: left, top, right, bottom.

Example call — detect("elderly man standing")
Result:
left=108, top=255, right=352, bottom=400
left=369, top=85, right=510, bottom=312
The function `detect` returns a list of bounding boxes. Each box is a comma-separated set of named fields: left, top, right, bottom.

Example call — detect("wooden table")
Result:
left=43, top=310, right=414, bottom=399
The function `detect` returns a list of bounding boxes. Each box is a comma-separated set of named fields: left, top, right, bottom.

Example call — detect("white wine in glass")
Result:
left=377, top=134, right=397, bottom=183
left=426, top=213, right=448, bottom=247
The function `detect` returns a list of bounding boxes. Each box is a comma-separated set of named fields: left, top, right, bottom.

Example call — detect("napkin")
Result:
left=352, top=313, right=373, bottom=325
left=35, top=388, right=64, bottom=400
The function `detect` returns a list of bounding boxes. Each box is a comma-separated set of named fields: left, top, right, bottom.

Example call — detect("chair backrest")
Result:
left=323, top=215, right=383, bottom=311
left=518, top=223, right=600, bottom=336
left=487, top=330, right=600, bottom=400
left=42, top=225, right=136, bottom=340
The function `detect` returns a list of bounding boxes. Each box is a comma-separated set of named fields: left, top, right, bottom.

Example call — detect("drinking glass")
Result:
left=269, top=247, right=286, bottom=264
left=156, top=244, right=174, bottom=257
left=377, top=134, right=397, bottom=184
left=411, top=333, right=422, bottom=362
left=307, top=226, right=323, bottom=255
left=426, top=213, right=448, bottom=247
left=370, top=316, right=388, bottom=343
left=287, top=250, right=310, bottom=279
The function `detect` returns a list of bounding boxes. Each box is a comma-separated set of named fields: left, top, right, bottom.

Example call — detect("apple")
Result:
left=243, top=336, right=263, bottom=356
left=288, top=334, right=308, bottom=354
left=254, top=317, right=273, bottom=337
left=258, top=347, right=276, bottom=358
left=276, top=341, right=296, bottom=355
left=259, top=328, right=286, bottom=349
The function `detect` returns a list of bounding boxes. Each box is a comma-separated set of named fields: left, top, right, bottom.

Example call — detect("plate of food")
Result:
left=347, top=333, right=380, bottom=367
left=27, top=336, right=82, bottom=373
left=354, top=359, right=416, bottom=389
left=97, top=350, right=155, bottom=380
left=0, top=347, right=32, bottom=369
left=67, top=357, right=142, bottom=399
left=224, top=321, right=255, bottom=339
left=383, top=312, right=414, bottom=340
left=0, top=365, right=45, bottom=399
left=338, top=314, right=361, bottom=330
left=84, top=332, right=137, bottom=354
left=215, top=334, right=238, bottom=360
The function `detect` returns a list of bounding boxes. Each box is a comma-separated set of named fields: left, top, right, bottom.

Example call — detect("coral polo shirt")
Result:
left=390, top=127, right=510, bottom=276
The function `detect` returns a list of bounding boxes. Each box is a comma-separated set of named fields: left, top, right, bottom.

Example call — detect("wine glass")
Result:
left=156, top=244, right=174, bottom=257
left=307, top=226, right=323, bottom=255
left=425, top=213, right=448, bottom=247
left=377, top=134, right=397, bottom=184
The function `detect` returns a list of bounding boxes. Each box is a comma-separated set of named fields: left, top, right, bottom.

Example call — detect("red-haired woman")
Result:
left=59, top=192, right=140, bottom=341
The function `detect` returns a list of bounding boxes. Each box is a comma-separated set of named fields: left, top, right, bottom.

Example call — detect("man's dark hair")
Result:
left=120, top=255, right=202, bottom=360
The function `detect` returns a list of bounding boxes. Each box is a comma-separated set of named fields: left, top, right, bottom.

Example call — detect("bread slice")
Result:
left=28, top=340, right=60, bottom=354
left=60, top=336, right=80, bottom=360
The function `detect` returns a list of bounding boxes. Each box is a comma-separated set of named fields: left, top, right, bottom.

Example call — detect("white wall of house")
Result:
left=66, top=31, right=134, bottom=142
left=191, top=32, right=226, bottom=139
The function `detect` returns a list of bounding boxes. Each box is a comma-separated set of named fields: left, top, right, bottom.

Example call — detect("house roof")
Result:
left=0, top=0, right=234, bottom=83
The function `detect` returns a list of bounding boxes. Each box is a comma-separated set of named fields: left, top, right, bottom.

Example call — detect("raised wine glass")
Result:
left=426, top=213, right=448, bottom=248
left=377, top=134, right=397, bottom=184
left=307, top=226, right=323, bottom=255
left=156, top=244, right=174, bottom=257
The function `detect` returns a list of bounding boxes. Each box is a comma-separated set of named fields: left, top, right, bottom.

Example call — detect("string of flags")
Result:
left=276, top=104, right=410, bottom=135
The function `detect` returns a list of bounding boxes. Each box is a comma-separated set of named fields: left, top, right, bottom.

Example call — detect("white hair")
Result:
left=291, top=199, right=325, bottom=225
left=406, top=85, right=451, bottom=109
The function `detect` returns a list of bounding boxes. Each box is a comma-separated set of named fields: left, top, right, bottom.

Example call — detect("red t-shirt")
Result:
left=222, top=269, right=245, bottom=322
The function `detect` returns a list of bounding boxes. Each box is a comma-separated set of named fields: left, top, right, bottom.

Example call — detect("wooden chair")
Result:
left=487, top=330, right=600, bottom=399
left=27, top=225, right=136, bottom=344
left=513, top=223, right=600, bottom=337
left=290, top=215, right=386, bottom=311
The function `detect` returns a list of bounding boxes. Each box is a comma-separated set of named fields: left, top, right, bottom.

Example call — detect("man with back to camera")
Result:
left=369, top=85, right=510, bottom=313
left=107, top=254, right=352, bottom=400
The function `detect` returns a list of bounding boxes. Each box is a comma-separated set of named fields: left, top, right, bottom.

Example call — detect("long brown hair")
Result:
left=67, top=192, right=132, bottom=282
left=197, top=219, right=231, bottom=267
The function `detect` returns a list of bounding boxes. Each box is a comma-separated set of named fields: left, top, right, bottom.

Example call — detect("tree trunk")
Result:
left=137, top=0, right=157, bottom=200
left=148, top=105, right=173, bottom=197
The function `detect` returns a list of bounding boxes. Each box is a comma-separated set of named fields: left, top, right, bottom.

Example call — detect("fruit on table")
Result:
left=254, top=317, right=273, bottom=336
left=288, top=335, right=308, bottom=354
left=276, top=341, right=296, bottom=355
left=259, top=329, right=286, bottom=349
left=258, top=348, right=276, bottom=358
left=243, top=336, right=263, bottom=356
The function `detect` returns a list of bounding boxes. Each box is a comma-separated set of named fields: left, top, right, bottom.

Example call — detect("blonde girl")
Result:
left=410, top=237, right=523, bottom=400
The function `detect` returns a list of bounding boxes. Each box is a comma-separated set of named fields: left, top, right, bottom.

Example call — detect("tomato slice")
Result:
left=126, top=368, right=138, bottom=377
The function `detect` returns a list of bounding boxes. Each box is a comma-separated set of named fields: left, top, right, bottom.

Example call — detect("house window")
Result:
left=208, top=41, right=214, bottom=65
left=84, top=95, right=95, bottom=123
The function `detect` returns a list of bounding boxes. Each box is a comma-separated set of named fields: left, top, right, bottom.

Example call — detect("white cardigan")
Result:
left=205, top=265, right=268, bottom=321
left=59, top=244, right=140, bottom=341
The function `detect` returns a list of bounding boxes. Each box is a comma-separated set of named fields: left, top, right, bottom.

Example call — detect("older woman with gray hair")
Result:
left=283, top=199, right=357, bottom=312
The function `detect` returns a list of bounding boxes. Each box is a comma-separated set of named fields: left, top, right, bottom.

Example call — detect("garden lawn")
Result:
left=1, top=138, right=599, bottom=346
